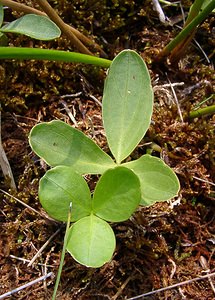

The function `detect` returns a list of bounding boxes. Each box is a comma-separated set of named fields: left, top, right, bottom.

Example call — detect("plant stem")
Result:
left=189, top=104, right=215, bottom=119
left=158, top=0, right=215, bottom=59
left=37, top=0, right=92, bottom=55
left=185, top=0, right=203, bottom=26
left=0, top=0, right=107, bottom=57
left=168, top=0, right=204, bottom=63
left=0, top=0, right=46, bottom=15
left=0, top=272, right=53, bottom=299
left=52, top=203, right=72, bottom=300
left=194, top=94, right=214, bottom=109
left=0, top=47, right=112, bottom=67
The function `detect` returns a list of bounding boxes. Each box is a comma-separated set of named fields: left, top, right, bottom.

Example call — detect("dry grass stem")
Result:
left=0, top=107, right=16, bottom=190
left=9, top=255, right=54, bottom=268
left=0, top=188, right=49, bottom=219
left=27, top=228, right=62, bottom=267
left=0, top=272, right=53, bottom=299
left=60, top=99, right=78, bottom=127
left=166, top=75, right=184, bottom=122
left=127, top=272, right=215, bottom=299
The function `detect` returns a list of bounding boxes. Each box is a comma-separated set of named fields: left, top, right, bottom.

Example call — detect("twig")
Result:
left=200, top=256, right=215, bottom=295
left=60, top=99, right=78, bottom=127
left=0, top=188, right=50, bottom=219
left=193, top=38, right=211, bottom=64
left=61, top=92, right=82, bottom=99
left=0, top=272, right=53, bottom=299
left=152, top=0, right=170, bottom=25
left=179, top=1, right=186, bottom=24
left=127, top=271, right=215, bottom=299
left=169, top=258, right=177, bottom=279
left=0, top=106, right=17, bottom=190
left=9, top=254, right=54, bottom=268
left=166, top=75, right=184, bottom=122
left=0, top=0, right=46, bottom=15
left=89, top=94, right=102, bottom=107
left=112, top=274, right=133, bottom=300
left=193, top=176, right=215, bottom=187
left=36, top=0, right=92, bottom=55
left=28, top=227, right=62, bottom=267
left=153, top=82, right=184, bottom=91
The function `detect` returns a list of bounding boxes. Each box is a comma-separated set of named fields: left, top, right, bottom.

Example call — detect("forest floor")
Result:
left=0, top=1, right=215, bottom=299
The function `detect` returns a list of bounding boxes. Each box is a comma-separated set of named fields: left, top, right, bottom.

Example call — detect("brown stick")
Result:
left=0, top=0, right=46, bottom=15
left=36, top=0, right=93, bottom=55
left=0, top=0, right=107, bottom=56
left=0, top=106, right=17, bottom=190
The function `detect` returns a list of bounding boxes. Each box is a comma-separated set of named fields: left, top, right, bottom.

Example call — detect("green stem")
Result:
left=185, top=0, right=203, bottom=25
left=160, top=0, right=215, bottom=57
left=189, top=104, right=215, bottom=119
left=0, top=47, right=112, bottom=67
left=52, top=203, right=72, bottom=300
left=194, top=94, right=214, bottom=109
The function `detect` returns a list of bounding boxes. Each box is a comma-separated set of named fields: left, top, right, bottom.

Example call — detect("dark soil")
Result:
left=0, top=1, right=215, bottom=299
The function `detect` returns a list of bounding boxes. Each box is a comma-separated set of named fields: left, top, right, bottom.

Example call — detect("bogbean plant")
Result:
left=0, top=4, right=60, bottom=42
left=29, top=50, right=180, bottom=268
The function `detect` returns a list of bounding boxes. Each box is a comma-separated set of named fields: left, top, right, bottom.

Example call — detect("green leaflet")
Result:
left=67, top=215, right=116, bottom=268
left=123, top=154, right=180, bottom=205
left=0, top=14, right=61, bottom=40
left=29, top=120, right=116, bottom=175
left=39, top=166, right=92, bottom=222
left=102, top=50, right=153, bottom=164
left=93, top=167, right=141, bottom=222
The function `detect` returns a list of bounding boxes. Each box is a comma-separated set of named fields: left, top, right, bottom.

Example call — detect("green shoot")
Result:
left=0, top=47, right=111, bottom=67
left=52, top=203, right=72, bottom=300
left=158, top=0, right=215, bottom=63
left=189, top=104, right=215, bottom=119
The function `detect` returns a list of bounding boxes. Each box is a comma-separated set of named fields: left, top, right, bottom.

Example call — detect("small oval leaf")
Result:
left=39, top=166, right=92, bottom=222
left=93, top=166, right=141, bottom=222
left=102, top=50, right=153, bottom=164
left=0, top=14, right=61, bottom=40
left=29, top=120, right=116, bottom=174
left=67, top=215, right=116, bottom=268
left=123, top=154, right=180, bottom=205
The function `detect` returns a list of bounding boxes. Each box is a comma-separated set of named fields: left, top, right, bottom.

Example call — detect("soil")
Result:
left=0, top=1, right=215, bottom=299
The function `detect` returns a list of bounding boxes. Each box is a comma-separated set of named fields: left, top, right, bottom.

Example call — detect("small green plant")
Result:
left=29, top=50, right=180, bottom=268
left=0, top=4, right=60, bottom=42
left=158, top=0, right=215, bottom=63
